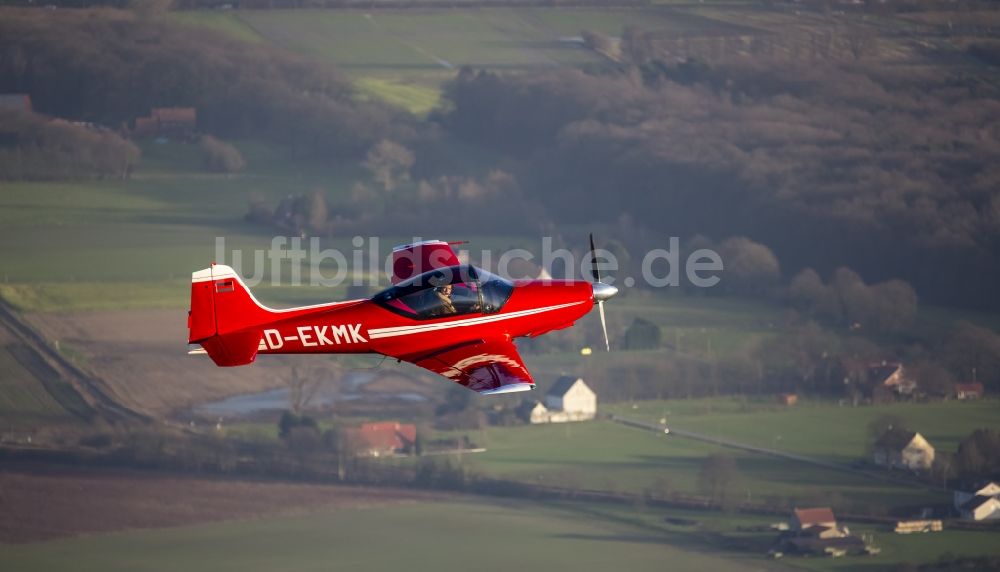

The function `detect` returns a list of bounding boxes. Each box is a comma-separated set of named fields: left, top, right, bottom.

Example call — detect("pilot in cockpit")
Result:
left=433, top=284, right=457, bottom=316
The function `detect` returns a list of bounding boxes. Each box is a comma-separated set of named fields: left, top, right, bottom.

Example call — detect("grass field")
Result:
left=354, top=77, right=442, bottom=116
left=0, top=498, right=764, bottom=572
left=604, top=397, right=1000, bottom=463
left=4, top=484, right=997, bottom=572
left=0, top=139, right=450, bottom=298
left=0, top=344, right=77, bottom=425
left=453, top=420, right=947, bottom=514
left=170, top=11, right=266, bottom=44
left=172, top=7, right=764, bottom=114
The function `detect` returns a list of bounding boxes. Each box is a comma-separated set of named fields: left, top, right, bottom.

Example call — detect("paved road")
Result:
left=610, top=414, right=948, bottom=493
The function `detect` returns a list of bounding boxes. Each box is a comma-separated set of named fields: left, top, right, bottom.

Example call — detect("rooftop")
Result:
left=794, top=507, right=836, bottom=526
left=547, top=376, right=583, bottom=397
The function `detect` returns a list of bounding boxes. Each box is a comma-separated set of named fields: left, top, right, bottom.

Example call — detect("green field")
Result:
left=0, top=139, right=449, bottom=303
left=4, top=494, right=998, bottom=572
left=453, top=420, right=947, bottom=514
left=232, top=7, right=755, bottom=75
left=604, top=397, right=1000, bottom=463
left=0, top=138, right=535, bottom=308
left=0, top=499, right=763, bottom=572
left=0, top=344, right=81, bottom=425
left=171, top=7, right=762, bottom=114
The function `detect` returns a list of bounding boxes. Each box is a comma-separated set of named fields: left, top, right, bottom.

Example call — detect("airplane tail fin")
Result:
left=188, top=264, right=273, bottom=367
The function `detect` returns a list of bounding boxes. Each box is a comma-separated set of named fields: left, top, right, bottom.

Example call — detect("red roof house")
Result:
left=792, top=507, right=837, bottom=531
left=348, top=422, right=416, bottom=457
left=955, top=383, right=984, bottom=400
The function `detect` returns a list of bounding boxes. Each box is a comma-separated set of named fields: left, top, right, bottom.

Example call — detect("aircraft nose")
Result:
left=592, top=282, right=618, bottom=302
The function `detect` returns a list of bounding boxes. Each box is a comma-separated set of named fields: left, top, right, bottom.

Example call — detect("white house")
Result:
left=525, top=376, right=597, bottom=424
left=873, top=429, right=935, bottom=471
left=869, top=361, right=917, bottom=396
left=955, top=482, right=1000, bottom=521
left=960, top=496, right=1000, bottom=521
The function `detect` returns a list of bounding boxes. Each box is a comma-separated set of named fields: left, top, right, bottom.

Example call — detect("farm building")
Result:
left=346, top=422, right=416, bottom=457
left=132, top=107, right=197, bottom=138
left=955, top=382, right=984, bottom=400
left=776, top=507, right=869, bottom=557
left=960, top=496, right=1000, bottom=521
left=522, top=377, right=597, bottom=424
left=776, top=393, right=798, bottom=406
left=954, top=482, right=1000, bottom=521
left=873, top=428, right=935, bottom=471
left=791, top=507, right=844, bottom=539
left=868, top=361, right=917, bottom=398
left=0, top=93, right=31, bottom=112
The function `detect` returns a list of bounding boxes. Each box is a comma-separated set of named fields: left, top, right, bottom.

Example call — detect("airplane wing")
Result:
left=398, top=338, right=535, bottom=395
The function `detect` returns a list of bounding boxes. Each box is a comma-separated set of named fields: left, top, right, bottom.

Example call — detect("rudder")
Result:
left=188, top=264, right=272, bottom=367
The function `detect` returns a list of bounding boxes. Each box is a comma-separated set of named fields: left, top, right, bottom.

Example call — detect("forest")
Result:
left=0, top=8, right=413, bottom=159
left=2, top=6, right=1000, bottom=312
left=442, top=59, right=1000, bottom=309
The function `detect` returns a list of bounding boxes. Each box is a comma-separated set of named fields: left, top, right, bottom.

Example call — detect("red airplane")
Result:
left=187, top=238, right=617, bottom=395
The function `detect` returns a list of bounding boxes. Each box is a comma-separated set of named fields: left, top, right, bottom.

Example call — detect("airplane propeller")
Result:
left=588, top=233, right=618, bottom=352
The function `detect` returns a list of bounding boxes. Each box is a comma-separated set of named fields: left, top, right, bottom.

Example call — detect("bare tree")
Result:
left=307, top=190, right=328, bottom=235
left=363, top=140, right=415, bottom=192
left=200, top=135, right=246, bottom=174
left=289, top=366, right=323, bottom=415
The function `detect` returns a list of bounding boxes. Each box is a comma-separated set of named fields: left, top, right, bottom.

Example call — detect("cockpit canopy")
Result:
left=373, top=265, right=514, bottom=320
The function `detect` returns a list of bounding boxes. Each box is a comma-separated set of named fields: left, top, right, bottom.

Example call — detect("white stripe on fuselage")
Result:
left=367, top=301, right=586, bottom=339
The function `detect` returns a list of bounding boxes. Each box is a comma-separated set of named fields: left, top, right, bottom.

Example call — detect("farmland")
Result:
left=2, top=465, right=998, bottom=572
left=0, top=323, right=79, bottom=426
left=450, top=419, right=949, bottom=513
left=0, top=467, right=444, bottom=543
left=0, top=467, right=763, bottom=572
left=604, top=397, right=1000, bottom=463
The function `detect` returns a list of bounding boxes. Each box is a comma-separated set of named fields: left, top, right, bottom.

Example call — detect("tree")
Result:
left=909, top=361, right=954, bottom=397
left=436, top=383, right=472, bottom=417
left=200, top=135, right=246, bottom=173
left=288, top=366, right=322, bottom=415
left=832, top=267, right=872, bottom=328
left=867, top=414, right=908, bottom=453
left=869, top=279, right=918, bottom=333
left=363, top=140, right=414, bottom=192
left=278, top=410, right=297, bottom=439
left=324, top=426, right=362, bottom=481
left=956, top=429, right=1000, bottom=476
left=790, top=268, right=832, bottom=317
left=278, top=410, right=318, bottom=440
left=941, top=322, right=1000, bottom=392
left=307, top=190, right=328, bottom=235
left=0, top=110, right=141, bottom=180
left=717, top=237, right=781, bottom=297
left=624, top=317, right=661, bottom=350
